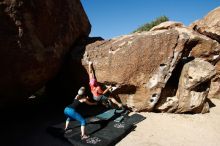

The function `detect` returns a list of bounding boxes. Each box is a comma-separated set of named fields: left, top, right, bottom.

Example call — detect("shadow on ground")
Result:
left=0, top=95, right=106, bottom=146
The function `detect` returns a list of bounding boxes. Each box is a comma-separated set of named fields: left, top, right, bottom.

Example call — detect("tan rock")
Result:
left=155, top=28, right=220, bottom=113
left=155, top=96, right=179, bottom=113
left=68, top=28, right=219, bottom=113
left=189, top=37, right=220, bottom=64
left=215, top=60, right=220, bottom=75
left=64, top=28, right=219, bottom=114
left=150, top=21, right=185, bottom=31
left=175, top=27, right=220, bottom=64
left=78, top=30, right=188, bottom=111
left=175, top=59, right=215, bottom=113
left=188, top=7, right=220, bottom=96
left=200, top=101, right=210, bottom=114
left=189, top=7, right=220, bottom=43
left=208, top=61, right=220, bottom=99
left=0, top=0, right=90, bottom=104
left=156, top=59, right=215, bottom=113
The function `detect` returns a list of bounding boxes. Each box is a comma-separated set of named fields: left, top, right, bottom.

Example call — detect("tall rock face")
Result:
left=190, top=7, right=220, bottom=43
left=71, top=30, right=188, bottom=111
left=0, top=0, right=91, bottom=104
left=68, top=25, right=219, bottom=113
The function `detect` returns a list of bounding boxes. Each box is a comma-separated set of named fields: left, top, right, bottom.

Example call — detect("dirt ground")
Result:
left=117, top=99, right=220, bottom=146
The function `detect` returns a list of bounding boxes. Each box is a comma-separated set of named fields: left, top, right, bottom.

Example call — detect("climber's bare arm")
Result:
left=89, top=61, right=95, bottom=79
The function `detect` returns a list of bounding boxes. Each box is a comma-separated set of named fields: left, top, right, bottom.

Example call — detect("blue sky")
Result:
left=81, top=0, right=220, bottom=39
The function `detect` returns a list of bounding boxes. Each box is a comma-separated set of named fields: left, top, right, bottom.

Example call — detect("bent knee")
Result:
left=108, top=96, right=113, bottom=99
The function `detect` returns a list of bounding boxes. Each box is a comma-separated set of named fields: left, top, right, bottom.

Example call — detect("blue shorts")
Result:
left=64, top=107, right=86, bottom=126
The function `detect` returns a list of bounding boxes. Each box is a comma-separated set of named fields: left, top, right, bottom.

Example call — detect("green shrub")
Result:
left=132, top=16, right=169, bottom=33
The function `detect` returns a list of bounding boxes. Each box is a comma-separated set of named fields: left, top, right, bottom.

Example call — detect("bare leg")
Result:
left=81, top=125, right=89, bottom=139
left=109, top=97, right=122, bottom=108
left=81, top=125, right=86, bottom=136
left=65, top=120, right=69, bottom=130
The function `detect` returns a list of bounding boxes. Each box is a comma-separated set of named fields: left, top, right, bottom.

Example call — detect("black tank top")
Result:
left=68, top=99, right=82, bottom=109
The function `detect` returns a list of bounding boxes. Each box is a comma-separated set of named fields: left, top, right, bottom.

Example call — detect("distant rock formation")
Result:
left=0, top=0, right=90, bottom=104
left=150, top=21, right=184, bottom=31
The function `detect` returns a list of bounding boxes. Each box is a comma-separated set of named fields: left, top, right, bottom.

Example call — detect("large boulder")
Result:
left=186, top=24, right=220, bottom=64
left=154, top=27, right=220, bottom=113
left=156, top=59, right=216, bottom=114
left=72, top=28, right=219, bottom=112
left=71, top=29, right=189, bottom=111
left=0, top=0, right=90, bottom=104
left=175, top=59, right=215, bottom=113
left=188, top=7, right=220, bottom=100
left=189, top=7, right=220, bottom=43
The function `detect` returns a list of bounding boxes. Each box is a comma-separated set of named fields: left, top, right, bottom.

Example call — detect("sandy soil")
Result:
left=117, top=99, right=220, bottom=146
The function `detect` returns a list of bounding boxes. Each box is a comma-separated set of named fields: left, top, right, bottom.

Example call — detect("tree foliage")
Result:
left=132, top=16, right=169, bottom=33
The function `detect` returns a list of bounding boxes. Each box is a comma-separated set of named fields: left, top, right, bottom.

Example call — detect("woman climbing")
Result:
left=88, top=61, right=123, bottom=109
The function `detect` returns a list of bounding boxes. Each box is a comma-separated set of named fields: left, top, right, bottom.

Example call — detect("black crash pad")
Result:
left=48, top=110, right=146, bottom=146
left=88, top=109, right=125, bottom=123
